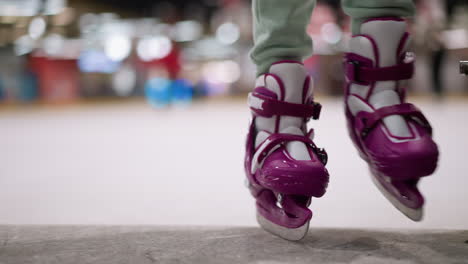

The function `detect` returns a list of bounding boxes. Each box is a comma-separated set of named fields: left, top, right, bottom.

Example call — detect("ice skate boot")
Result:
left=344, top=18, right=439, bottom=221
left=244, top=61, right=329, bottom=240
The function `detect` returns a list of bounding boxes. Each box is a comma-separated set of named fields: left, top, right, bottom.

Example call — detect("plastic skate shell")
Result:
left=244, top=62, right=329, bottom=240
left=344, top=18, right=439, bottom=221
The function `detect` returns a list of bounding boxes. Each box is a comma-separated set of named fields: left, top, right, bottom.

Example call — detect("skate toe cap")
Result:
left=366, top=125, right=439, bottom=179
left=257, top=149, right=329, bottom=197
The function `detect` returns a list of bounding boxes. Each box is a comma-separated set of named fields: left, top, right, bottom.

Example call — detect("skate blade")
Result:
left=256, top=212, right=309, bottom=241
left=370, top=172, right=423, bottom=221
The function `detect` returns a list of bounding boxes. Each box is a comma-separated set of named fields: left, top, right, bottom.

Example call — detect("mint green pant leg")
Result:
left=250, top=0, right=415, bottom=75
left=250, top=0, right=316, bottom=76
left=341, top=0, right=416, bottom=34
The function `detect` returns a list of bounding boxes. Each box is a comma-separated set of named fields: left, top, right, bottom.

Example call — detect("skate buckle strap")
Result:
left=345, top=60, right=414, bottom=83
left=356, top=103, right=432, bottom=138
left=248, top=92, right=321, bottom=120
left=250, top=133, right=327, bottom=174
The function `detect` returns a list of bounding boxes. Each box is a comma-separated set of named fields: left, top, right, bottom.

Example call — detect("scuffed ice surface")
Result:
left=0, top=226, right=467, bottom=264
left=1, top=99, right=467, bottom=230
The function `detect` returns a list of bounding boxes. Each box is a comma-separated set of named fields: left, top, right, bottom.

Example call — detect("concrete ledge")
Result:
left=0, top=226, right=467, bottom=264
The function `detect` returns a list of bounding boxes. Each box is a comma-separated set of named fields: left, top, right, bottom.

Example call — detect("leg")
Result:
left=341, top=0, right=439, bottom=221
left=245, top=0, right=329, bottom=240
left=250, top=0, right=315, bottom=76
left=341, top=0, right=415, bottom=34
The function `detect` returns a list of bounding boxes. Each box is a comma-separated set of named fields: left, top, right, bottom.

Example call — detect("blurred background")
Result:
left=1, top=0, right=468, bottom=229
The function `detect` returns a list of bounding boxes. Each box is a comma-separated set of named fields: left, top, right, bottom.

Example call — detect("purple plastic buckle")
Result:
left=345, top=61, right=360, bottom=83
left=311, top=102, right=322, bottom=120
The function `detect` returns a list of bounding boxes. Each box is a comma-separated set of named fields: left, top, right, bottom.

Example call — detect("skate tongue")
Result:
left=270, top=62, right=312, bottom=160
left=268, top=62, right=310, bottom=103
left=360, top=19, right=407, bottom=67
left=253, top=62, right=313, bottom=160
left=357, top=19, right=413, bottom=138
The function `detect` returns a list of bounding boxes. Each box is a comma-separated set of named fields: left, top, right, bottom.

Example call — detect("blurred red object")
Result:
left=29, top=55, right=79, bottom=103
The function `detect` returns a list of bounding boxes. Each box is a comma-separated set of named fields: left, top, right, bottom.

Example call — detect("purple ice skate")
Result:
left=344, top=18, right=439, bottom=221
left=244, top=61, right=329, bottom=240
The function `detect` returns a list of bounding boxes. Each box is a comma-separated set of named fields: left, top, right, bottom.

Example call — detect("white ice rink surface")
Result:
left=1, top=97, right=467, bottom=229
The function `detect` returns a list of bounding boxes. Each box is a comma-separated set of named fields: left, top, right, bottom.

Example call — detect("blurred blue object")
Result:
left=18, top=71, right=38, bottom=102
left=0, top=78, right=4, bottom=101
left=144, top=77, right=172, bottom=108
left=192, top=81, right=209, bottom=98
left=78, top=50, right=120, bottom=74
left=171, top=79, right=193, bottom=106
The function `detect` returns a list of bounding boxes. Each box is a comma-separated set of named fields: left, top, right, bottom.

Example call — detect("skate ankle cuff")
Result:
left=248, top=92, right=321, bottom=120
left=345, top=56, right=414, bottom=83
